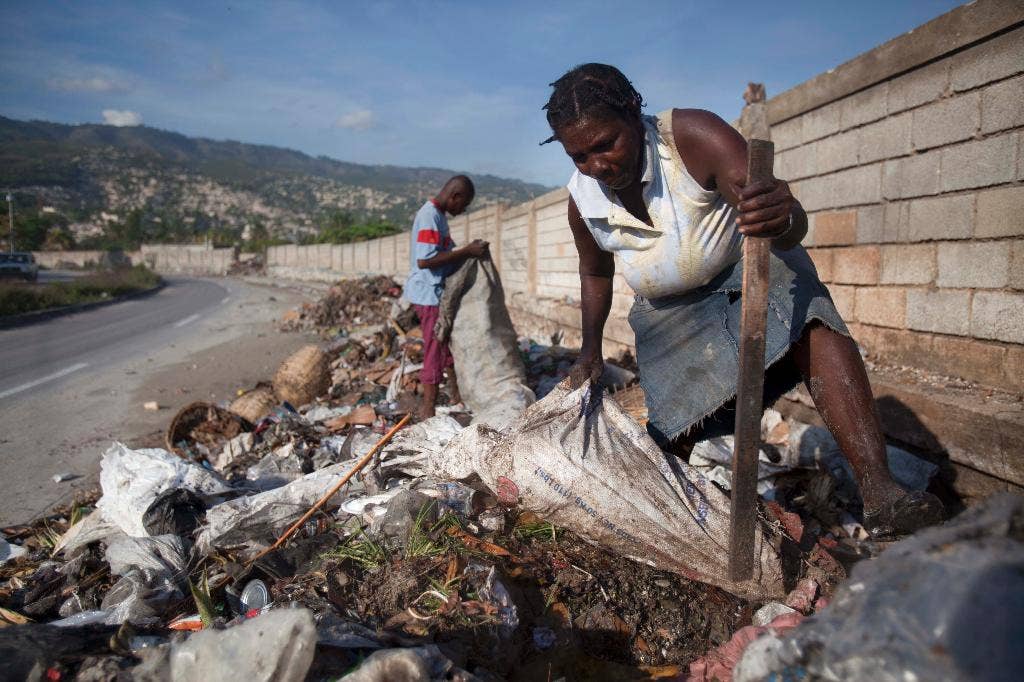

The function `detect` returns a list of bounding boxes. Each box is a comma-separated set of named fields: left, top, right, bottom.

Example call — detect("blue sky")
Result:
left=0, top=1, right=962, bottom=186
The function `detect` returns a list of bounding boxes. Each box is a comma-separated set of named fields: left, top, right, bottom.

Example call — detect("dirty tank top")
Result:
left=566, top=109, right=742, bottom=299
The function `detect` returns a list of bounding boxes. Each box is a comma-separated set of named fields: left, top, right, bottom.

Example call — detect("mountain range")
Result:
left=0, top=115, right=553, bottom=242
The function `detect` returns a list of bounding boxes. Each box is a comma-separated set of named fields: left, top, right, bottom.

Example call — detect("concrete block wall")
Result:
left=31, top=246, right=232, bottom=275
left=788, top=18, right=1024, bottom=394
left=139, top=244, right=235, bottom=275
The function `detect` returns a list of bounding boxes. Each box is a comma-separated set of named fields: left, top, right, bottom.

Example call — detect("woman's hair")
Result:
left=541, top=63, right=644, bottom=144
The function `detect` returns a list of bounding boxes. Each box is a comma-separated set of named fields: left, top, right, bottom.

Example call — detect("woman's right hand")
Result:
left=568, top=351, right=604, bottom=389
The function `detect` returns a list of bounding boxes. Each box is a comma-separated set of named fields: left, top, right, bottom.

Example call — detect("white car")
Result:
left=0, top=252, right=40, bottom=281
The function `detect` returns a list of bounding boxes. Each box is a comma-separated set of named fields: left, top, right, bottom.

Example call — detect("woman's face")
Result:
left=557, top=114, right=644, bottom=190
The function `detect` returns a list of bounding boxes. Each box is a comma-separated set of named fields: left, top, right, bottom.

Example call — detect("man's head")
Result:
left=542, top=64, right=647, bottom=190
left=436, top=175, right=475, bottom=216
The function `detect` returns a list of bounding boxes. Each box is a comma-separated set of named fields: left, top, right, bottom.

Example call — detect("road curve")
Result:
left=0, top=277, right=228, bottom=402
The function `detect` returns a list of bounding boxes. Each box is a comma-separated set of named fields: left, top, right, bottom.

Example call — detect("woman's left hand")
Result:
left=736, top=178, right=794, bottom=239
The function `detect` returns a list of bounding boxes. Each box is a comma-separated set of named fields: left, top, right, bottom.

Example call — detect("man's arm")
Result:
left=417, top=239, right=488, bottom=270
left=671, top=108, right=807, bottom=250
left=568, top=198, right=615, bottom=387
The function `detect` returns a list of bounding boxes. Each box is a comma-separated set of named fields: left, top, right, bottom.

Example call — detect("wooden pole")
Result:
left=729, top=82, right=774, bottom=583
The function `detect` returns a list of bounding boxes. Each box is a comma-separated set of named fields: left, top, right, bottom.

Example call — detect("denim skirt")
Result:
left=628, top=245, right=849, bottom=446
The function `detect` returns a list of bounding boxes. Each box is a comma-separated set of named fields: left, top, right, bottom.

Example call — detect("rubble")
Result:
left=2, top=274, right=1015, bottom=680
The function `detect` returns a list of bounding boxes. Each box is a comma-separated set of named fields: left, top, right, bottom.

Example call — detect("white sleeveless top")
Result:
left=567, top=109, right=742, bottom=299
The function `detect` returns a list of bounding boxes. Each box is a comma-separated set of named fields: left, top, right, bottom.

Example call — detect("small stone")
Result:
left=143, top=401, right=160, bottom=411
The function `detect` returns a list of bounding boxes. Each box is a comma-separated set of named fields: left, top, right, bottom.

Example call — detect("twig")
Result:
left=248, top=414, right=410, bottom=565
left=571, top=564, right=609, bottom=602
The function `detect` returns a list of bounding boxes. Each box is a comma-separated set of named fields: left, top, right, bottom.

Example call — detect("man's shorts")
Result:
left=414, top=304, right=454, bottom=385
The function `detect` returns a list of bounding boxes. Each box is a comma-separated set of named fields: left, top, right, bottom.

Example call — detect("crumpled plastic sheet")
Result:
left=734, top=492, right=1024, bottom=682
left=339, top=644, right=478, bottom=682
left=689, top=411, right=938, bottom=499
left=170, top=607, right=317, bottom=682
left=105, top=534, right=189, bottom=579
left=1, top=537, right=28, bottom=565
left=97, top=443, right=233, bottom=537
left=197, top=460, right=367, bottom=554
left=100, top=534, right=190, bottom=625
left=53, top=510, right=121, bottom=556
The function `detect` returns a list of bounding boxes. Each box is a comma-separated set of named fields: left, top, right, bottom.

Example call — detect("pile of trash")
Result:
left=279, top=275, right=406, bottom=336
left=2, top=272, right=1016, bottom=681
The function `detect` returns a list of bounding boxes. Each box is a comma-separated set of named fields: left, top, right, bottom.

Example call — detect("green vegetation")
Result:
left=302, top=210, right=401, bottom=245
left=0, top=265, right=161, bottom=316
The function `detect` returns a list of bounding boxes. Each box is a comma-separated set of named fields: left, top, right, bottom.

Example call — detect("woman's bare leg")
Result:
left=790, top=323, right=942, bottom=533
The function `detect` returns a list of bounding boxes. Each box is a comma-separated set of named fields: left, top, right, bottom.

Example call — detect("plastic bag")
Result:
left=170, top=608, right=317, bottom=682
left=434, top=257, right=535, bottom=430
left=432, top=380, right=785, bottom=600
left=735, top=492, right=1024, bottom=681
left=197, top=460, right=367, bottom=554
left=97, top=443, right=232, bottom=537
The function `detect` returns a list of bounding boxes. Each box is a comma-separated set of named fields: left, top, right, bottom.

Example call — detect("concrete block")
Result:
left=887, top=60, right=949, bottom=114
left=857, top=113, right=912, bottom=163
left=1006, top=346, right=1024, bottom=393
left=832, top=245, right=880, bottom=285
left=906, top=289, right=971, bottom=336
left=814, top=210, right=857, bottom=245
left=815, top=130, right=859, bottom=173
left=971, top=291, right=1024, bottom=344
left=880, top=244, right=936, bottom=285
left=776, top=143, right=817, bottom=180
left=771, top=116, right=803, bottom=152
left=854, top=286, right=907, bottom=329
left=807, top=248, right=834, bottom=282
left=907, top=194, right=973, bottom=242
left=849, top=324, right=932, bottom=368
left=829, top=163, right=882, bottom=207
left=976, top=186, right=1024, bottom=238
left=882, top=151, right=941, bottom=199
left=1010, top=241, right=1024, bottom=290
left=827, top=284, right=857, bottom=321
left=937, top=241, right=1010, bottom=289
left=840, top=82, right=888, bottom=129
left=930, top=334, right=1008, bottom=390
left=940, top=134, right=1017, bottom=191
left=981, top=75, right=1024, bottom=134
left=856, top=205, right=884, bottom=243
left=802, top=101, right=842, bottom=143
left=794, top=176, right=832, bottom=212
left=1020, top=131, right=1024, bottom=182
left=950, top=26, right=1024, bottom=92
left=911, top=92, right=980, bottom=151
left=881, top=201, right=910, bottom=243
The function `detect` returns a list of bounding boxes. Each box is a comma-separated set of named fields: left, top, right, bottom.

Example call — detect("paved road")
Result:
left=0, top=277, right=314, bottom=525
left=0, top=278, right=227, bottom=401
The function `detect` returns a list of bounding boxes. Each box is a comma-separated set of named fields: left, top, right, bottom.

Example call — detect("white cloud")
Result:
left=102, top=109, right=143, bottom=127
left=334, top=109, right=375, bottom=131
left=48, top=76, right=131, bottom=93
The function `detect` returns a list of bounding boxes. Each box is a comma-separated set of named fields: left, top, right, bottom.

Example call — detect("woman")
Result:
left=542, top=63, right=942, bottom=537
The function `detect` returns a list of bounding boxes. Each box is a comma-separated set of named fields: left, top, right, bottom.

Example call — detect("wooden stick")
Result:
left=728, top=139, right=775, bottom=582
left=248, top=413, right=411, bottom=565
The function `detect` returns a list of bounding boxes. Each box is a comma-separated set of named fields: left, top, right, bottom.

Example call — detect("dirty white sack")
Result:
left=97, top=443, right=233, bottom=538
left=197, top=459, right=367, bottom=554
left=432, top=380, right=785, bottom=600
left=434, top=257, right=534, bottom=430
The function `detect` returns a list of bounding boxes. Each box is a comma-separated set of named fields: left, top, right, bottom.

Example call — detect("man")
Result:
left=541, top=64, right=943, bottom=538
left=403, top=175, right=489, bottom=419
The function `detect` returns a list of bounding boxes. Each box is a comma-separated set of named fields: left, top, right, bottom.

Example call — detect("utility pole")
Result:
left=6, top=191, right=13, bottom=254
